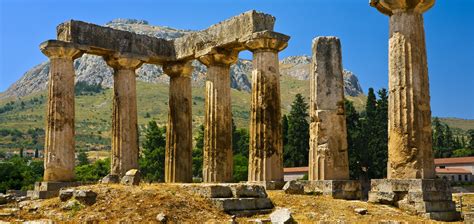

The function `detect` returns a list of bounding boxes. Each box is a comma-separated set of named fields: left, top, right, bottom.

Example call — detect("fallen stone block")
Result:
left=121, top=169, right=141, bottom=186
left=182, top=184, right=233, bottom=198
left=101, top=174, right=120, bottom=184
left=231, top=184, right=267, bottom=198
left=269, top=208, right=294, bottom=224
left=59, top=189, right=75, bottom=202
left=354, top=208, right=368, bottom=215
left=74, top=190, right=97, bottom=205
left=211, top=198, right=273, bottom=212
left=283, top=180, right=305, bottom=194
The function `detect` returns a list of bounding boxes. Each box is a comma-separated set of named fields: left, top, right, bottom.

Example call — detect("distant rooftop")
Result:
left=436, top=167, right=471, bottom=174
left=435, top=157, right=474, bottom=165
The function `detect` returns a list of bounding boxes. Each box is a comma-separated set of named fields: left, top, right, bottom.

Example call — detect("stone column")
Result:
left=163, top=61, right=193, bottom=183
left=370, top=0, right=435, bottom=179
left=308, top=36, right=349, bottom=181
left=105, top=56, right=143, bottom=177
left=40, top=41, right=82, bottom=182
left=368, top=1, right=459, bottom=221
left=198, top=48, right=238, bottom=183
left=245, top=36, right=288, bottom=187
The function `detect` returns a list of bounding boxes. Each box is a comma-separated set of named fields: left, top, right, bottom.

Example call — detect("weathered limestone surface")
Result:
left=308, top=36, right=349, bottom=181
left=105, top=56, right=143, bottom=177
left=40, top=40, right=83, bottom=182
left=179, top=183, right=273, bottom=216
left=199, top=48, right=239, bottom=183
left=371, top=0, right=435, bottom=180
left=56, top=20, right=174, bottom=63
left=56, top=11, right=278, bottom=63
left=174, top=11, right=275, bottom=59
left=368, top=179, right=460, bottom=221
left=369, top=1, right=459, bottom=221
left=246, top=35, right=288, bottom=185
left=163, top=61, right=194, bottom=183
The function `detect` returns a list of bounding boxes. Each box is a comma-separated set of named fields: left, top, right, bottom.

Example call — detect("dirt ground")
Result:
left=0, top=184, right=467, bottom=223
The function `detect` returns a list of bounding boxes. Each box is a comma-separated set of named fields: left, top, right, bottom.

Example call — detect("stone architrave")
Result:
left=40, top=40, right=83, bottom=182
left=308, top=36, right=349, bottom=181
left=371, top=0, right=435, bottom=179
left=198, top=48, right=239, bottom=183
left=105, top=55, right=143, bottom=177
left=245, top=35, right=288, bottom=188
left=163, top=61, right=194, bottom=183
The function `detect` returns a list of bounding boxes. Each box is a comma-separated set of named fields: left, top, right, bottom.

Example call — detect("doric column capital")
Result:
left=198, top=48, right=239, bottom=67
left=369, top=0, right=435, bottom=16
left=163, top=61, right=193, bottom=78
left=104, top=55, right=143, bottom=71
left=245, top=31, right=289, bottom=53
left=40, top=40, right=83, bottom=60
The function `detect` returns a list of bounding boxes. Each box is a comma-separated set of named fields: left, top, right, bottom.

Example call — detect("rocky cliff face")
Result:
left=0, top=19, right=363, bottom=99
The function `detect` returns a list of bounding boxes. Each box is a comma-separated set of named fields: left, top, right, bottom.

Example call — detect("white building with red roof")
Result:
left=282, top=156, right=474, bottom=183
left=434, top=157, right=474, bottom=182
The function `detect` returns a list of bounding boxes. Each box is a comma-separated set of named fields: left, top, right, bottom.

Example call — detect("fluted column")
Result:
left=163, top=61, right=193, bottom=183
left=105, top=56, right=143, bottom=177
left=370, top=0, right=435, bottom=179
left=308, top=36, right=349, bottom=181
left=198, top=48, right=239, bottom=183
left=40, top=41, right=83, bottom=182
left=246, top=36, right=288, bottom=183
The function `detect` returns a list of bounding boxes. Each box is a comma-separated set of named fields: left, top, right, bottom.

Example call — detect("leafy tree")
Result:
left=0, top=156, right=43, bottom=192
left=139, top=120, right=166, bottom=182
left=77, top=151, right=90, bottom=166
left=75, top=158, right=110, bottom=182
left=284, top=94, right=309, bottom=167
left=231, top=119, right=250, bottom=182
left=468, top=129, right=474, bottom=150
left=233, top=154, right=248, bottom=182
left=193, top=125, right=204, bottom=178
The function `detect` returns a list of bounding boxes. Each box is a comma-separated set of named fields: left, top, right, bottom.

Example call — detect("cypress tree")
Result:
left=139, top=120, right=166, bottom=182
left=282, top=115, right=289, bottom=146
left=284, top=94, right=309, bottom=167
left=468, top=129, right=474, bottom=149
left=345, top=99, right=363, bottom=179
left=193, top=125, right=204, bottom=178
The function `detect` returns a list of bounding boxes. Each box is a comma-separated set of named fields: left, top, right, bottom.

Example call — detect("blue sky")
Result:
left=0, top=0, right=473, bottom=119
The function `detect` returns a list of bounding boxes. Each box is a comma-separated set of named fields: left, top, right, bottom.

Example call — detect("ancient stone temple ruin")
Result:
left=368, top=0, right=459, bottom=221
left=32, top=4, right=459, bottom=221
left=34, top=10, right=289, bottom=198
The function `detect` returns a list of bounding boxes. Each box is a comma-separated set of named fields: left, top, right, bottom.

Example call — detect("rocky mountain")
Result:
left=0, top=19, right=363, bottom=100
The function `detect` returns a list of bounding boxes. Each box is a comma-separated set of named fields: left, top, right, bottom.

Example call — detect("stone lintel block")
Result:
left=174, top=10, right=276, bottom=59
left=181, top=183, right=268, bottom=198
left=56, top=20, right=175, bottom=63
left=369, top=0, right=435, bottom=16
left=231, top=184, right=267, bottom=198
left=370, top=179, right=452, bottom=193
left=28, top=190, right=59, bottom=200
left=248, top=181, right=286, bottom=190
left=414, top=201, right=456, bottom=213
left=407, top=191, right=452, bottom=202
left=211, top=198, right=273, bottom=212
left=34, top=181, right=82, bottom=192
left=423, top=212, right=461, bottom=222
left=182, top=184, right=233, bottom=198
left=303, top=180, right=362, bottom=200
